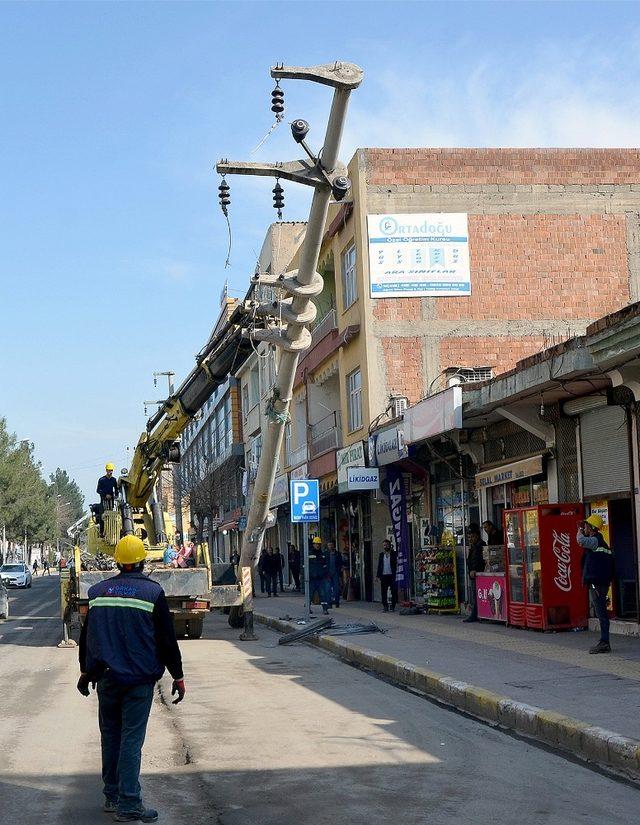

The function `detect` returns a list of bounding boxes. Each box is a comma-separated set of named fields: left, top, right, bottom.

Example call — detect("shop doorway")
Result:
left=609, top=498, right=638, bottom=619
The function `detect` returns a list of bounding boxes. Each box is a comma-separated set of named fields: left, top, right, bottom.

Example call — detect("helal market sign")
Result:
left=368, top=213, right=471, bottom=298
left=337, top=442, right=365, bottom=493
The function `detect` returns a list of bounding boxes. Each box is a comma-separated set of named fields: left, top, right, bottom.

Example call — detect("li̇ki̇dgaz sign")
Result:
left=367, top=213, right=471, bottom=298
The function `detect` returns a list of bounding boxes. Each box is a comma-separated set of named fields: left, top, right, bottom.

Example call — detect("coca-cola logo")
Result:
left=552, top=530, right=572, bottom=592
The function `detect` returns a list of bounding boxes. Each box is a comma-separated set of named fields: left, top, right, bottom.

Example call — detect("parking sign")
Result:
left=290, top=479, right=320, bottom=523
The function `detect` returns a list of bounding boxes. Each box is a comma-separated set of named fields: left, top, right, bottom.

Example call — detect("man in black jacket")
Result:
left=263, top=546, right=281, bottom=598
left=78, top=535, right=185, bottom=822
left=463, top=525, right=486, bottom=623
left=376, top=539, right=397, bottom=612
left=578, top=515, right=615, bottom=654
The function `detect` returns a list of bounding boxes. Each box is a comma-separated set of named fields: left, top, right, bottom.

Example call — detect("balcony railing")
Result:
left=310, top=411, right=342, bottom=457
left=310, top=308, right=337, bottom=345
left=286, top=442, right=308, bottom=469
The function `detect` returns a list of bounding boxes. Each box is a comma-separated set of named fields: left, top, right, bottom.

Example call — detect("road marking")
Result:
left=14, top=626, right=34, bottom=630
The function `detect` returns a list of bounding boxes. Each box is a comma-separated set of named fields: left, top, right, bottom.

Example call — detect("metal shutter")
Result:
left=580, top=406, right=631, bottom=497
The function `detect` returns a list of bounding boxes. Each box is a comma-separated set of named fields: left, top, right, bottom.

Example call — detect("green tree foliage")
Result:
left=49, top=467, right=85, bottom=536
left=0, top=418, right=56, bottom=543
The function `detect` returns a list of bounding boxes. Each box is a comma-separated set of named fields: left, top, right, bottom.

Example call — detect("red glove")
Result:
left=171, top=679, right=186, bottom=704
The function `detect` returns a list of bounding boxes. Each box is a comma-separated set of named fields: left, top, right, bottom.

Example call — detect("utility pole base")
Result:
left=239, top=610, right=258, bottom=641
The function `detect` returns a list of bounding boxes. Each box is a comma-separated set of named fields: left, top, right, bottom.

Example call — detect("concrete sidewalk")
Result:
left=253, top=591, right=640, bottom=778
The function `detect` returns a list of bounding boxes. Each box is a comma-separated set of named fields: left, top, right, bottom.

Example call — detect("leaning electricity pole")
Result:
left=217, top=61, right=363, bottom=639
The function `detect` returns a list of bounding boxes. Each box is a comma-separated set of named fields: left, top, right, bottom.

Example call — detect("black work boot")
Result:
left=589, top=640, right=611, bottom=654
left=114, top=808, right=158, bottom=823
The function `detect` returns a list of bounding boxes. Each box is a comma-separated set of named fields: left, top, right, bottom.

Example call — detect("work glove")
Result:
left=76, top=674, right=95, bottom=697
left=171, top=678, right=186, bottom=705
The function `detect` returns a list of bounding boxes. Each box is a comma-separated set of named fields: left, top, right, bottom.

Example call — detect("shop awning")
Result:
left=475, top=455, right=543, bottom=489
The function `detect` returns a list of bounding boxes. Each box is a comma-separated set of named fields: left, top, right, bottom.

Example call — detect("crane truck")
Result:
left=63, top=302, right=254, bottom=640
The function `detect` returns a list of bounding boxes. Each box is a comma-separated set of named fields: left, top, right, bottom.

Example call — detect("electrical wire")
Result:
left=223, top=210, right=232, bottom=269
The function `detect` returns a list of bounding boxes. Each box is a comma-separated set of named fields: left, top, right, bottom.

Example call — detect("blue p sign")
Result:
left=290, top=479, right=320, bottom=523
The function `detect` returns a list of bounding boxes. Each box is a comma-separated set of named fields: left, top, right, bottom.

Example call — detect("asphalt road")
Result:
left=1, top=575, right=640, bottom=824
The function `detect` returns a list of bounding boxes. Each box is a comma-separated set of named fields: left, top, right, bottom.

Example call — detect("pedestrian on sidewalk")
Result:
left=463, top=525, right=486, bottom=623
left=376, top=539, right=397, bottom=612
left=325, top=541, right=344, bottom=607
left=309, top=537, right=330, bottom=614
left=77, top=535, right=185, bottom=822
left=578, top=515, right=615, bottom=654
left=275, top=547, right=285, bottom=592
left=258, top=547, right=268, bottom=593
left=288, top=543, right=301, bottom=591
left=263, top=547, right=280, bottom=598
left=43, top=558, right=50, bottom=575
left=32, top=559, right=39, bottom=576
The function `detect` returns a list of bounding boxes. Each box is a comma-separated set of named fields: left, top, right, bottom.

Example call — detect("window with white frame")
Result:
left=341, top=243, right=357, bottom=309
left=347, top=368, right=362, bottom=432
left=242, top=384, right=249, bottom=419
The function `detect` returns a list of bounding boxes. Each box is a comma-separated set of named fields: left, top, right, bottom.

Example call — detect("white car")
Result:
left=301, top=501, right=317, bottom=515
left=0, top=563, right=33, bottom=589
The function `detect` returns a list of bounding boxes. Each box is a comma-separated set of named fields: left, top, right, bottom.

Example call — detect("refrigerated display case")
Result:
left=503, top=504, right=587, bottom=630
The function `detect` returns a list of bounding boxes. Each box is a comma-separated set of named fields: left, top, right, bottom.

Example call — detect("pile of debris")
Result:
left=277, top=616, right=384, bottom=646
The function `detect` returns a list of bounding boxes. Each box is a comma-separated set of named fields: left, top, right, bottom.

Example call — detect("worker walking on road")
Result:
left=577, top=514, right=615, bottom=654
left=78, top=535, right=185, bottom=822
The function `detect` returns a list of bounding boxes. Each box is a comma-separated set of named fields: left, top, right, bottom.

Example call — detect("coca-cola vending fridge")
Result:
left=503, top=504, right=587, bottom=630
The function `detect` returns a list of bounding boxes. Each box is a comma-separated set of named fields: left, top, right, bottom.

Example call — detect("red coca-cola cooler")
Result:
left=503, top=504, right=587, bottom=630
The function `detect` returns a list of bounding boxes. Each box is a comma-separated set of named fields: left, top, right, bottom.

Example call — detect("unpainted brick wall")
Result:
left=440, top=337, right=547, bottom=375
left=365, top=148, right=640, bottom=185
left=381, top=337, right=424, bottom=403
left=437, top=214, right=629, bottom=321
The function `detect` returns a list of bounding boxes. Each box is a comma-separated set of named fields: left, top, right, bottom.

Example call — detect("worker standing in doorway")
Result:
left=577, top=514, right=615, bottom=654
left=77, top=535, right=186, bottom=822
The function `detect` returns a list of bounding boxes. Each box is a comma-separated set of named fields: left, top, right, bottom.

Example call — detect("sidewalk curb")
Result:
left=255, top=612, right=640, bottom=780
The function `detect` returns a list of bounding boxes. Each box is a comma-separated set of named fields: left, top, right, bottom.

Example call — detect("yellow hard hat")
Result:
left=586, top=514, right=604, bottom=530
left=312, top=537, right=322, bottom=545
left=114, top=535, right=147, bottom=565
left=105, top=462, right=115, bottom=472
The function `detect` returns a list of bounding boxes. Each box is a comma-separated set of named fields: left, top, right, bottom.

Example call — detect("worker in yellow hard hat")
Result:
left=77, top=534, right=185, bottom=821
left=577, top=513, right=614, bottom=654
left=96, top=462, right=119, bottom=536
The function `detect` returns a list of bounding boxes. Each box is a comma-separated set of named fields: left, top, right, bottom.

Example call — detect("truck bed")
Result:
left=78, top=568, right=210, bottom=599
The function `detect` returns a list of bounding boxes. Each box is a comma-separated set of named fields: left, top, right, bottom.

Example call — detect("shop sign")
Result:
left=368, top=427, right=408, bottom=467
left=476, top=575, right=507, bottom=622
left=403, top=386, right=462, bottom=445
left=386, top=467, right=410, bottom=588
left=475, top=455, right=543, bottom=489
left=271, top=473, right=290, bottom=508
left=367, top=213, right=471, bottom=298
left=290, top=463, right=308, bottom=480
left=337, top=441, right=365, bottom=492
left=347, top=467, right=380, bottom=491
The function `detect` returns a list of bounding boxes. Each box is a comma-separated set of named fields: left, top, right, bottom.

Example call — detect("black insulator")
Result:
left=291, top=119, right=310, bottom=144
left=271, top=84, right=285, bottom=116
left=218, top=179, right=231, bottom=210
left=332, top=175, right=350, bottom=202
left=272, top=181, right=284, bottom=216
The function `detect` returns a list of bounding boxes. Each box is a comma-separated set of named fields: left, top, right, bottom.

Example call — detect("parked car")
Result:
left=0, top=563, right=33, bottom=588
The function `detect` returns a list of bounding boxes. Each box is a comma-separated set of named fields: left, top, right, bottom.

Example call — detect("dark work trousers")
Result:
left=328, top=573, right=341, bottom=607
left=290, top=565, right=301, bottom=591
left=266, top=572, right=279, bottom=596
left=380, top=574, right=397, bottom=611
left=310, top=577, right=329, bottom=607
left=97, top=672, right=154, bottom=814
left=591, top=584, right=610, bottom=643
left=467, top=575, right=479, bottom=620
left=259, top=570, right=266, bottom=593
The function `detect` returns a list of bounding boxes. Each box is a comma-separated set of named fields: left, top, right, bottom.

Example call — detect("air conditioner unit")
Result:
left=391, top=397, right=408, bottom=418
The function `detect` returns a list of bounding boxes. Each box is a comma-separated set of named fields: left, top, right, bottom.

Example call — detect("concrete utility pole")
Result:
left=218, top=61, right=363, bottom=640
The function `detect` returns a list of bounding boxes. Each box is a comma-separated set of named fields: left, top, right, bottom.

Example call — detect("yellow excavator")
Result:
left=65, top=302, right=254, bottom=639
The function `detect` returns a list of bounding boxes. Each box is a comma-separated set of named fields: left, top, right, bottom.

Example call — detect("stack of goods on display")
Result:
left=414, top=540, right=459, bottom=613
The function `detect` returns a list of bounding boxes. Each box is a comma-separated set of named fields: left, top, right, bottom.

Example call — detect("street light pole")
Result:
left=218, top=61, right=363, bottom=640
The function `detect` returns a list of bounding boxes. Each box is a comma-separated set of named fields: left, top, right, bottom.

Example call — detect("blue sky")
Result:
left=1, top=1, right=640, bottom=502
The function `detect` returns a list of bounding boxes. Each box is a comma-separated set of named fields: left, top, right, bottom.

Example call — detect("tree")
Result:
left=49, top=467, right=85, bottom=538
left=0, top=418, right=56, bottom=547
